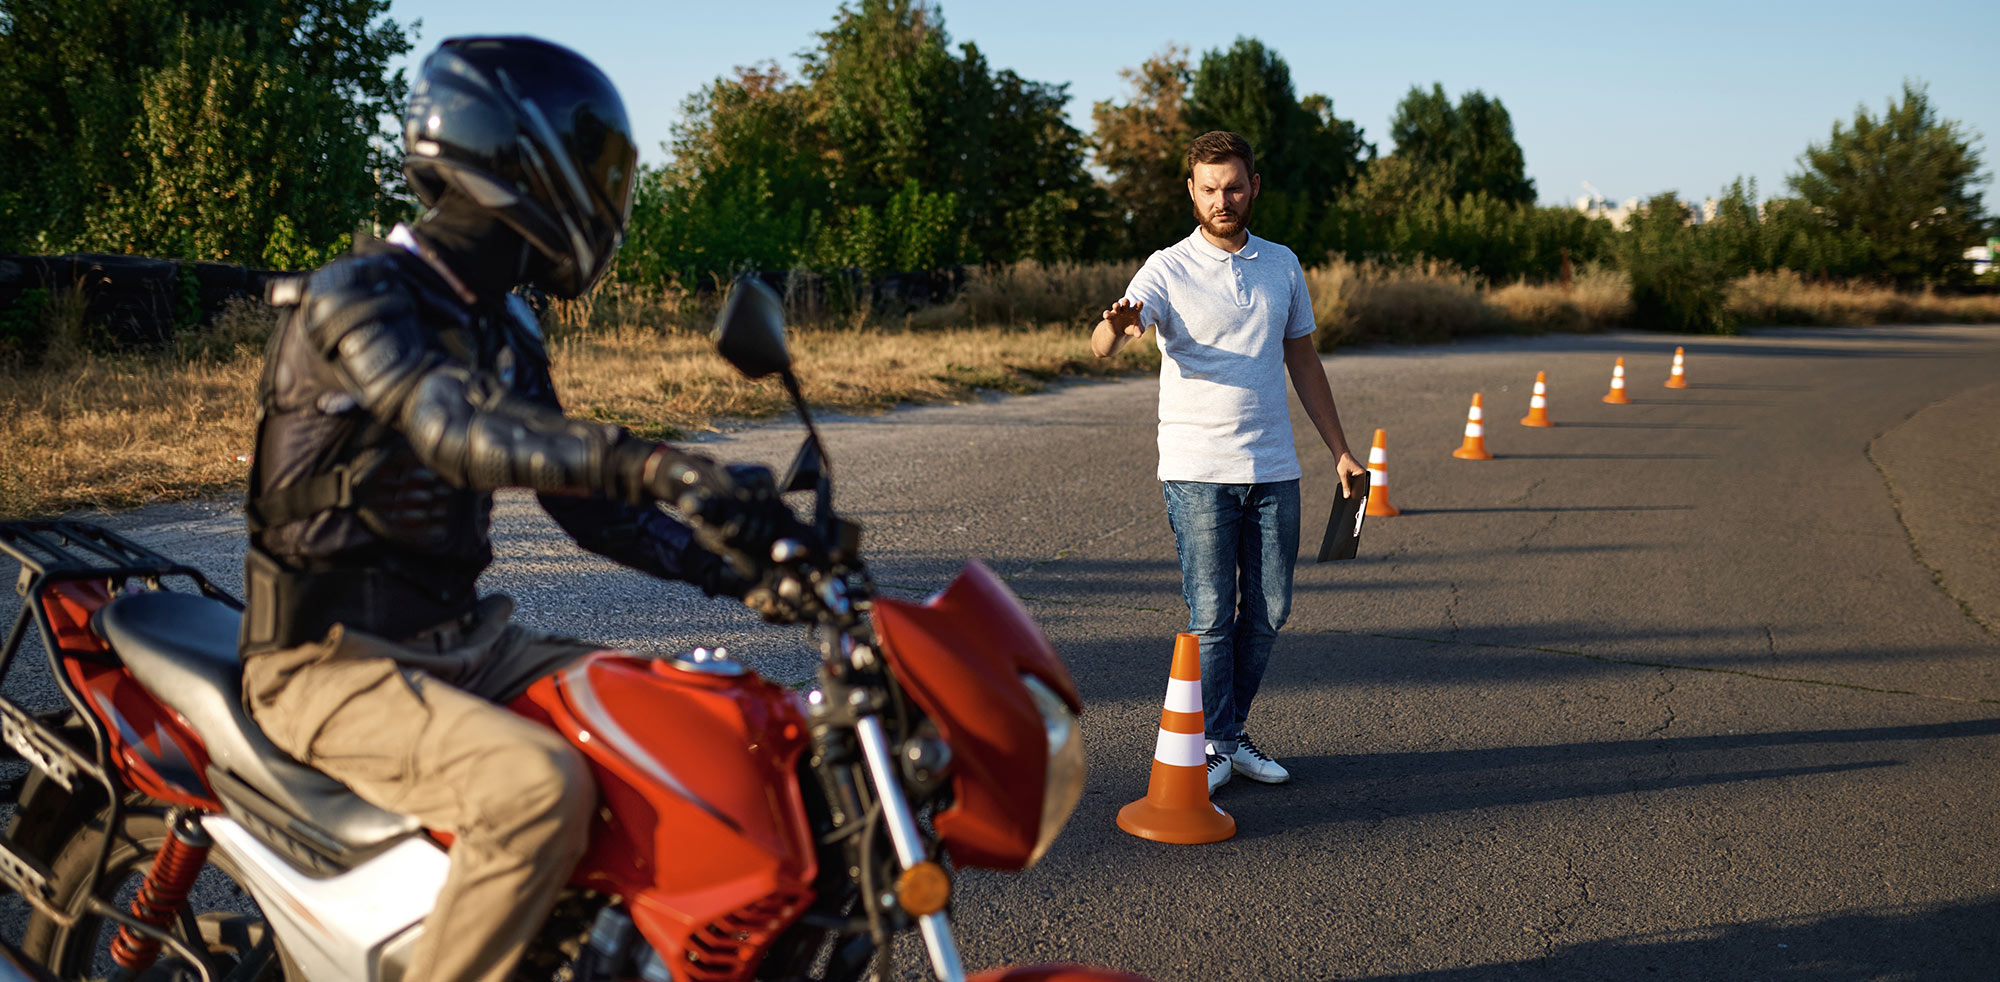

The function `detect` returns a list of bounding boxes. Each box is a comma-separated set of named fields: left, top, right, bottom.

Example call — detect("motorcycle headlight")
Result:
left=1022, top=675, right=1086, bottom=867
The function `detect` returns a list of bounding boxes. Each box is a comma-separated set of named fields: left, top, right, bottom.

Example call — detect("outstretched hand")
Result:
left=1102, top=297, right=1146, bottom=338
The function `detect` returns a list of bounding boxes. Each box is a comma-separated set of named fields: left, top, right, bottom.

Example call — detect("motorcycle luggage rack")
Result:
left=0, top=521, right=241, bottom=947
left=2, top=520, right=240, bottom=672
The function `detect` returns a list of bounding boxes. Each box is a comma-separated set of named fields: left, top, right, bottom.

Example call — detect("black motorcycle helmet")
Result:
left=402, top=37, right=637, bottom=299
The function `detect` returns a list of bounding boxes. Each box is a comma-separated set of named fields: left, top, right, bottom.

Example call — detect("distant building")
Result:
left=1968, top=240, right=1998, bottom=276
left=1574, top=184, right=1717, bottom=230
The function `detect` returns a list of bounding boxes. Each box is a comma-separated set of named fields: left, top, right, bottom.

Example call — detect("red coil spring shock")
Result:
left=110, top=811, right=213, bottom=973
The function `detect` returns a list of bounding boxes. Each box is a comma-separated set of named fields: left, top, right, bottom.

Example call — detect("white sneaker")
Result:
left=1230, top=735, right=1290, bottom=784
left=1205, top=743, right=1232, bottom=794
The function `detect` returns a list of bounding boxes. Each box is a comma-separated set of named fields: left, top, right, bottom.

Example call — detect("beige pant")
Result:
left=243, top=595, right=601, bottom=982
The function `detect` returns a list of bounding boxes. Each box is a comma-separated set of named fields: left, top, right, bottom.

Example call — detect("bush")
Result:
left=1616, top=194, right=1737, bottom=334
left=1726, top=270, right=2000, bottom=326
left=172, top=295, right=279, bottom=362
left=1489, top=264, right=1633, bottom=333
left=1307, top=259, right=1501, bottom=348
left=908, top=260, right=1137, bottom=330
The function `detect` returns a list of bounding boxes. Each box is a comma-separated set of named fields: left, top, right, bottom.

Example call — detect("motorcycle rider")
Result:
left=238, top=36, right=799, bottom=982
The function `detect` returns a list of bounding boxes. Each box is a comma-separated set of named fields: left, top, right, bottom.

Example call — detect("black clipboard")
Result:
left=1316, top=481, right=1369, bottom=562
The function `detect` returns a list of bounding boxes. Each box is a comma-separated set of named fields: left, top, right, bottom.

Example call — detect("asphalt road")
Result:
left=5, top=323, right=1997, bottom=981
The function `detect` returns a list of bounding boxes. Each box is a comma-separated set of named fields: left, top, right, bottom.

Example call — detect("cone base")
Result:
left=1366, top=500, right=1400, bottom=517
left=1117, top=796, right=1236, bottom=844
left=1519, top=415, right=1553, bottom=427
left=1452, top=446, right=1493, bottom=460
left=1664, top=378, right=1688, bottom=389
left=1601, top=392, right=1629, bottom=404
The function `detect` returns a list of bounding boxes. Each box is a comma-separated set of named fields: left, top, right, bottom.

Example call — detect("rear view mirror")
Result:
left=713, top=277, right=791, bottom=379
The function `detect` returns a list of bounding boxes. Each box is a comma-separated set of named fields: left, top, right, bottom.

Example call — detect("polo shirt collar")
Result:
left=1186, top=227, right=1262, bottom=261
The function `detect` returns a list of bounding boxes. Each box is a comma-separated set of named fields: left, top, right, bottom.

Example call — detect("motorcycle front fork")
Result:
left=855, top=714, right=966, bottom=982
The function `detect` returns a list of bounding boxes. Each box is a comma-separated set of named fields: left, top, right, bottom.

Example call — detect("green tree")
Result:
left=0, top=0, right=413, bottom=263
left=1091, top=46, right=1194, bottom=255
left=633, top=0, right=1104, bottom=283
left=801, top=0, right=1104, bottom=263
left=1788, top=81, right=1987, bottom=284
left=1615, top=192, right=1734, bottom=333
left=1182, top=37, right=1369, bottom=252
left=1385, top=83, right=1534, bottom=206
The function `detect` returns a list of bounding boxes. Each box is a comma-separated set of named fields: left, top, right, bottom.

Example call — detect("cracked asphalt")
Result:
left=5, top=323, right=1998, bottom=981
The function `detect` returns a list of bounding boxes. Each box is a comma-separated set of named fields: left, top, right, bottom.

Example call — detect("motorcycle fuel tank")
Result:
left=518, top=652, right=816, bottom=982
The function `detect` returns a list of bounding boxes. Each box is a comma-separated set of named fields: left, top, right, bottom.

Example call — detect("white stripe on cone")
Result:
left=1530, top=395, right=1546, bottom=408
left=1152, top=728, right=1206, bottom=768
left=1369, top=469, right=1387, bottom=486
left=1533, top=381, right=1547, bottom=395
left=1368, top=446, right=1387, bottom=465
left=1468, top=406, right=1484, bottom=421
left=1466, top=423, right=1484, bottom=437
left=1163, top=678, right=1201, bottom=714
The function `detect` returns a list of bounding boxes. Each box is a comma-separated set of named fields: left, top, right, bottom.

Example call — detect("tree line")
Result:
left=1, top=0, right=1991, bottom=312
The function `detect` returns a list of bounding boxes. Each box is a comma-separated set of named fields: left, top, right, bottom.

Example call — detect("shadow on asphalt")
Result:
left=1494, top=453, right=1717, bottom=460
left=1551, top=421, right=1742, bottom=429
left=1622, top=398, right=1772, bottom=407
left=1332, top=893, right=2000, bottom=981
left=1390, top=506, right=1693, bottom=515
left=1681, top=382, right=1815, bottom=391
left=1214, top=718, right=2000, bottom=839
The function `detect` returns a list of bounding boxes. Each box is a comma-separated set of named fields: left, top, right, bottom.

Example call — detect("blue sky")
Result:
left=384, top=0, right=1998, bottom=210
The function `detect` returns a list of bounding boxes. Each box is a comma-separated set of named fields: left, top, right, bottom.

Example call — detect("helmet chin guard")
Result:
left=402, top=37, right=637, bottom=299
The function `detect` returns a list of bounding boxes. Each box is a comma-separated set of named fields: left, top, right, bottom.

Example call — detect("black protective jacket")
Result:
left=241, top=234, right=726, bottom=652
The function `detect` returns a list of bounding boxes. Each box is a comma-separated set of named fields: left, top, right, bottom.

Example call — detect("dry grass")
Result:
left=0, top=353, right=263, bottom=517
left=8, top=256, right=1994, bottom=518
left=909, top=260, right=1139, bottom=329
left=1489, top=265, right=1635, bottom=334
left=1726, top=270, right=2000, bottom=326
left=0, top=315, right=1153, bottom=518
left=1307, top=259, right=1503, bottom=348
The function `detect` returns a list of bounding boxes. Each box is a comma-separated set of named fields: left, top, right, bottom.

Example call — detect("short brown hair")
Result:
left=1187, top=131, right=1255, bottom=176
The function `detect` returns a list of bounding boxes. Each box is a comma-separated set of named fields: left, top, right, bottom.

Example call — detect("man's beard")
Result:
left=1195, top=198, right=1252, bottom=240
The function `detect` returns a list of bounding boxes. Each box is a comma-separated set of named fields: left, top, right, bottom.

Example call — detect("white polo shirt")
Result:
left=1123, top=228, right=1318, bottom=483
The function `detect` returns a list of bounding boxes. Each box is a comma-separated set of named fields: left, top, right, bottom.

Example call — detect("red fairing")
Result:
left=45, top=581, right=218, bottom=811
left=871, top=561, right=1081, bottom=871
left=39, top=579, right=110, bottom=655
left=515, top=653, right=816, bottom=982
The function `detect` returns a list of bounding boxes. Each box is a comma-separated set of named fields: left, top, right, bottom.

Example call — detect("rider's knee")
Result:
left=474, top=737, right=596, bottom=850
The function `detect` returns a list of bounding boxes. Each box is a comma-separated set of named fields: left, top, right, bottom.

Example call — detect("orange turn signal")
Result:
left=895, top=861, right=951, bottom=916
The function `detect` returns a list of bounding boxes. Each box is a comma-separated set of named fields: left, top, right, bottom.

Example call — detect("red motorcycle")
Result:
left=0, top=281, right=1147, bottom=982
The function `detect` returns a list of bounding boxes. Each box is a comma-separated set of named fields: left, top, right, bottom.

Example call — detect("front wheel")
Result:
left=19, top=799, right=280, bottom=981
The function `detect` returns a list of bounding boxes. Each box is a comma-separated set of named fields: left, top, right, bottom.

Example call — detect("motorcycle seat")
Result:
left=94, top=590, right=421, bottom=870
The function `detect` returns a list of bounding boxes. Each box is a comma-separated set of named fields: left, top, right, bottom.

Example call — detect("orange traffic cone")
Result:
left=1117, top=634, right=1234, bottom=844
left=1364, top=428, right=1400, bottom=517
left=1520, top=371, right=1554, bottom=427
left=1665, top=346, right=1689, bottom=388
left=1601, top=357, right=1630, bottom=404
left=1452, top=394, right=1492, bottom=460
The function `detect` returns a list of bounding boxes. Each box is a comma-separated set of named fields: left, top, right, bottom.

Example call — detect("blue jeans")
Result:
left=1162, top=479, right=1300, bottom=755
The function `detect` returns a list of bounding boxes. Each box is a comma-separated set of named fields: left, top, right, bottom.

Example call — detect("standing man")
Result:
left=1093, top=131, right=1366, bottom=793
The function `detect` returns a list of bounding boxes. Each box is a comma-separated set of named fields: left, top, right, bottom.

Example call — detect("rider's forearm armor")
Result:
left=299, top=269, right=652, bottom=502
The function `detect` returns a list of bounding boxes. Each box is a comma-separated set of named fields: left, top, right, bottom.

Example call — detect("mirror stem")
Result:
left=780, top=370, right=836, bottom=531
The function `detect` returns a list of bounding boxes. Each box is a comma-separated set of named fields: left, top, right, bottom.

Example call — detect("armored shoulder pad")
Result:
left=298, top=254, right=434, bottom=413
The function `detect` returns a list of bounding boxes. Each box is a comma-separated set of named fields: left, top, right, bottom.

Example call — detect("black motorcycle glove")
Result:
left=635, top=450, right=809, bottom=572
